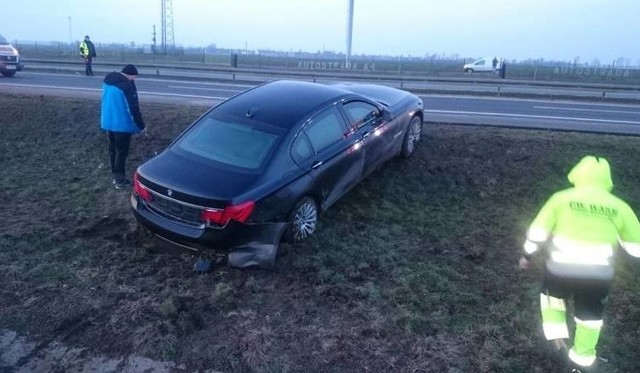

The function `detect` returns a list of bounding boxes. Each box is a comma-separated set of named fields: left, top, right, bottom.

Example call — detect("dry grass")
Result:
left=1, top=93, right=640, bottom=372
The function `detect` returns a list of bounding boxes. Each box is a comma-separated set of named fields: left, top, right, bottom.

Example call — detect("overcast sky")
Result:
left=2, top=0, right=639, bottom=63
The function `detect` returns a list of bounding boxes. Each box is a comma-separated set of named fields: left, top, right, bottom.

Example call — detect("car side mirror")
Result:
left=380, top=108, right=392, bottom=121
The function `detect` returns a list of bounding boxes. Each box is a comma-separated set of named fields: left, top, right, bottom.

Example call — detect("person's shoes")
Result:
left=114, top=179, right=132, bottom=189
left=569, top=360, right=599, bottom=373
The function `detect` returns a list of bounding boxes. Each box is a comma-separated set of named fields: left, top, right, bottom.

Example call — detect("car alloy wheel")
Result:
left=401, top=116, right=422, bottom=158
left=286, top=197, right=317, bottom=242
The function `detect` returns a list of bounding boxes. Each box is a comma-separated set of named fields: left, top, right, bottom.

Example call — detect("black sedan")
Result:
left=131, top=80, right=424, bottom=267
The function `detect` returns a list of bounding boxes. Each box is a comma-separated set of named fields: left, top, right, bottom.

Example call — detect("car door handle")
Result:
left=311, top=160, right=323, bottom=169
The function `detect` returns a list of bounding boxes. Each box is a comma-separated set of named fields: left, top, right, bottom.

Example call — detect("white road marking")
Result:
left=0, top=83, right=227, bottom=100
left=425, top=109, right=640, bottom=125
left=167, top=85, right=243, bottom=93
left=0, top=82, right=101, bottom=92
left=534, top=106, right=640, bottom=115
left=139, top=91, right=227, bottom=100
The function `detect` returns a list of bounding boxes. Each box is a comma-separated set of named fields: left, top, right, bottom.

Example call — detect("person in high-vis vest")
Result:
left=79, top=35, right=97, bottom=76
left=519, top=155, right=640, bottom=372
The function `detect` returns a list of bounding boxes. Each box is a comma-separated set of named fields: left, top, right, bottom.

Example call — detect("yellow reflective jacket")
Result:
left=524, top=156, right=640, bottom=278
left=79, top=41, right=89, bottom=58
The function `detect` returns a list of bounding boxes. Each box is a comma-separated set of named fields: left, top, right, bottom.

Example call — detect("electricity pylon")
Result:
left=161, top=0, right=175, bottom=54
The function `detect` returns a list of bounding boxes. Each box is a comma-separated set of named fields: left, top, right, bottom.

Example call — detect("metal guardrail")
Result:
left=20, top=58, right=640, bottom=103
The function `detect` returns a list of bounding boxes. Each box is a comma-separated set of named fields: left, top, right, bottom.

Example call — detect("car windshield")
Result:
left=175, top=115, right=281, bottom=170
left=0, top=34, right=8, bottom=45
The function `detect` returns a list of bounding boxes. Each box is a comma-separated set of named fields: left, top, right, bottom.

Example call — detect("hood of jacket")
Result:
left=567, top=155, right=613, bottom=191
left=103, top=71, right=129, bottom=88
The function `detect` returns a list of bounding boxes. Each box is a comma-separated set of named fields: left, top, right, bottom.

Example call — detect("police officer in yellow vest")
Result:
left=79, top=35, right=97, bottom=76
left=520, top=156, right=640, bottom=372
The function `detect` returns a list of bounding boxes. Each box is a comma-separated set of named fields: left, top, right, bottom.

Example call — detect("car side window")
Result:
left=342, top=101, right=379, bottom=129
left=304, top=107, right=345, bottom=152
left=291, top=133, right=313, bottom=164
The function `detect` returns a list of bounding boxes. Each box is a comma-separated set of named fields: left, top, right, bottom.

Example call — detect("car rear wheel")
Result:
left=284, top=197, right=317, bottom=242
left=401, top=116, right=423, bottom=158
left=1, top=70, right=16, bottom=77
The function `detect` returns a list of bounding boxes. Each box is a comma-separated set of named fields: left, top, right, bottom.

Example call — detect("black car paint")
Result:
left=132, top=80, right=423, bottom=266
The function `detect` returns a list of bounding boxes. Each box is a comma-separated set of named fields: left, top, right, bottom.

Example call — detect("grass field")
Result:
left=1, top=93, right=639, bottom=372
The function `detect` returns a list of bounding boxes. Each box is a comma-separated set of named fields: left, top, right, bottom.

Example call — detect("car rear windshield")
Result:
left=175, top=115, right=281, bottom=170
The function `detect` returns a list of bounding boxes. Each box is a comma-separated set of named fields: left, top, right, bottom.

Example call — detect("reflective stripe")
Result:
left=527, top=227, right=549, bottom=242
left=540, top=294, right=569, bottom=339
left=621, top=241, right=640, bottom=257
left=550, top=252, right=610, bottom=265
left=575, top=318, right=603, bottom=328
left=550, top=237, right=613, bottom=265
left=542, top=322, right=569, bottom=340
left=524, top=240, right=538, bottom=254
left=569, top=348, right=596, bottom=367
left=540, top=293, right=566, bottom=311
left=553, top=236, right=613, bottom=254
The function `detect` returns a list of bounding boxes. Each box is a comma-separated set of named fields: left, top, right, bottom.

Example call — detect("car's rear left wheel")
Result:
left=401, top=116, right=423, bottom=158
left=284, top=197, right=318, bottom=242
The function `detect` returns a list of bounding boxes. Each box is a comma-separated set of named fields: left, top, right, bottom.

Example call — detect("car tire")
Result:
left=1, top=70, right=16, bottom=77
left=284, top=196, right=318, bottom=243
left=400, top=116, right=423, bottom=158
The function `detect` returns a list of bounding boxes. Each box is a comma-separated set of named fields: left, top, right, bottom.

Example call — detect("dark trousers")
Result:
left=85, top=57, right=93, bottom=75
left=107, top=131, right=132, bottom=182
left=542, top=269, right=610, bottom=320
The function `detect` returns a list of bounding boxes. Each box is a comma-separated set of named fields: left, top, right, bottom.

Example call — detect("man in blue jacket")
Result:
left=100, top=64, right=145, bottom=189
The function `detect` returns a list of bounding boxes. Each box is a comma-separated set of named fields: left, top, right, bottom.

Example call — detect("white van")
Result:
left=463, top=57, right=502, bottom=73
left=0, top=33, right=23, bottom=77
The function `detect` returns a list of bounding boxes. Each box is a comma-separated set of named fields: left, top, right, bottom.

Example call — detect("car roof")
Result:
left=216, top=80, right=353, bottom=129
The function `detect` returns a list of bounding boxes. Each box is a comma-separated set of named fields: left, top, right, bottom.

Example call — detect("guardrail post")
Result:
left=497, top=86, right=501, bottom=96
left=602, top=91, right=606, bottom=101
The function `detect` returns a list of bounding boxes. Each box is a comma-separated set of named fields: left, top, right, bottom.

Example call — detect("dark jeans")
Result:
left=107, top=131, right=132, bottom=183
left=85, top=57, right=93, bottom=75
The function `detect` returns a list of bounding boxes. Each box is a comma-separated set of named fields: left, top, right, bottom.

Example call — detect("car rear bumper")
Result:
left=131, top=194, right=245, bottom=248
left=131, top=194, right=287, bottom=267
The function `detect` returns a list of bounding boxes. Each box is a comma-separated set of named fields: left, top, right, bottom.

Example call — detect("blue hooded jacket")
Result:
left=100, top=71, right=145, bottom=133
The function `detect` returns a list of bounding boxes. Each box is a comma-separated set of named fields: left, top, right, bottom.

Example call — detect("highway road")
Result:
left=1, top=71, right=640, bottom=135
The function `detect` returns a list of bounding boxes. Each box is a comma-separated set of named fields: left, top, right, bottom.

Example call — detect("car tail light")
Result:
left=133, top=172, right=152, bottom=201
left=201, top=201, right=255, bottom=225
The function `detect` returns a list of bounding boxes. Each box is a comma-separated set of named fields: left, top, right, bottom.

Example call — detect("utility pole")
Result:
left=152, top=25, right=157, bottom=54
left=68, top=16, right=73, bottom=43
left=346, top=0, right=354, bottom=67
